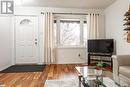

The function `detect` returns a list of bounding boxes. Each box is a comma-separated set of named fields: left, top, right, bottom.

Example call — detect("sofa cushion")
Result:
left=119, top=66, right=130, bottom=78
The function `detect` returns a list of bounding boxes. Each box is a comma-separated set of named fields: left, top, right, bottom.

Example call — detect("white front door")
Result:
left=15, top=16, right=39, bottom=64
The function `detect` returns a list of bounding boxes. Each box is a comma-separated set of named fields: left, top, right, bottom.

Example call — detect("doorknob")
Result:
left=35, top=42, right=37, bottom=45
left=35, top=39, right=38, bottom=45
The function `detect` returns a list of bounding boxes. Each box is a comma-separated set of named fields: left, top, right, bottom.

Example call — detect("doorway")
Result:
left=15, top=16, right=39, bottom=64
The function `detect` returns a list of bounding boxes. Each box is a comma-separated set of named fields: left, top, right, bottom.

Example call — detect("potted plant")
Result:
left=95, top=62, right=105, bottom=83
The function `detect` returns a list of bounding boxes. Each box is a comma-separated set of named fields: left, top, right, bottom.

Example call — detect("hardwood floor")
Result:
left=0, top=64, right=112, bottom=87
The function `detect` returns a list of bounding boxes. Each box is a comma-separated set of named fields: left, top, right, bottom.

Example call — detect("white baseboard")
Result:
left=54, top=62, right=87, bottom=64
left=0, top=64, right=11, bottom=71
left=37, top=62, right=44, bottom=65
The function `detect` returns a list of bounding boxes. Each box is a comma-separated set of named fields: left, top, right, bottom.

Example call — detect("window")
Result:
left=54, top=16, right=87, bottom=47
left=83, top=22, right=88, bottom=45
left=60, top=19, right=80, bottom=46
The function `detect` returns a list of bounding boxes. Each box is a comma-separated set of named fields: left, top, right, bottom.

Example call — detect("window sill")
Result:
left=56, top=46, right=87, bottom=49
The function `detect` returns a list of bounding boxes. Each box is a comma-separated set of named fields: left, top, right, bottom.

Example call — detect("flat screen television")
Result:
left=88, top=39, right=114, bottom=54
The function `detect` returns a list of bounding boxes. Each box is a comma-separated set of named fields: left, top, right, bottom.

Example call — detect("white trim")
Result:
left=56, top=46, right=86, bottom=49
left=80, top=17, right=84, bottom=45
left=37, top=16, right=41, bottom=64
left=35, top=16, right=40, bottom=64
left=0, top=64, right=11, bottom=71
left=11, top=16, right=15, bottom=65
left=38, top=15, right=44, bottom=63
left=57, top=17, right=60, bottom=45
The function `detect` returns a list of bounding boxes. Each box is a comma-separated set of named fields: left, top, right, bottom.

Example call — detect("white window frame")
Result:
left=55, top=15, right=87, bottom=48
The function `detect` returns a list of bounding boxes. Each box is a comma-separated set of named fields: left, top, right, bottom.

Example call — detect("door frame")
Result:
left=11, top=15, right=40, bottom=65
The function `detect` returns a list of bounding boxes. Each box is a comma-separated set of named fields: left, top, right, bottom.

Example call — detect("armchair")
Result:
left=112, top=55, right=130, bottom=85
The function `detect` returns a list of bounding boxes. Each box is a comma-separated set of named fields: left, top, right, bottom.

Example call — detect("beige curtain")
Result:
left=87, top=13, right=99, bottom=39
left=44, top=12, right=56, bottom=64
left=87, top=13, right=100, bottom=61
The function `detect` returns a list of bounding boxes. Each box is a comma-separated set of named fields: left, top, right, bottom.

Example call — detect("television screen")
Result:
left=88, top=39, right=114, bottom=53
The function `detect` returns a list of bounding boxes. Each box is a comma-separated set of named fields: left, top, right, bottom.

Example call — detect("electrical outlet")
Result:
left=78, top=54, right=81, bottom=57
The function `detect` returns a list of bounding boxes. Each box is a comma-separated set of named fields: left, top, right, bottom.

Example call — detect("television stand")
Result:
left=88, top=53, right=113, bottom=68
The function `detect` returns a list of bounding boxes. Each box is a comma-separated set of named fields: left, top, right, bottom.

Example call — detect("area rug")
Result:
left=0, top=65, right=46, bottom=73
left=44, top=77, right=119, bottom=87
left=44, top=78, right=79, bottom=87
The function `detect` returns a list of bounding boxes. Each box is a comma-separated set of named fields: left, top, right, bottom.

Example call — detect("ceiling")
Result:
left=15, top=0, right=116, bottom=9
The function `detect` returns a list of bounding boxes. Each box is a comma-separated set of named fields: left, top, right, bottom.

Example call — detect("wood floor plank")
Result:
left=0, top=64, right=112, bottom=87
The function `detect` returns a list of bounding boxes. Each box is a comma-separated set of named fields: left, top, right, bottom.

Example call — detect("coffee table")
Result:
left=75, top=66, right=127, bottom=87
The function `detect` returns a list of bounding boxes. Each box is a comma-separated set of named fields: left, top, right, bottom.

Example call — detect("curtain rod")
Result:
left=41, top=12, right=99, bottom=15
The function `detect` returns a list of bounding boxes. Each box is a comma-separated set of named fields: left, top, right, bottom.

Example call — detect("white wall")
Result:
left=56, top=48, right=87, bottom=64
left=0, top=16, right=12, bottom=71
left=105, top=0, right=130, bottom=55
left=0, top=6, right=105, bottom=68
left=14, top=7, right=105, bottom=64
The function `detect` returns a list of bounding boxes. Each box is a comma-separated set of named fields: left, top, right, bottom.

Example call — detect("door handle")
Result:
left=35, top=42, right=37, bottom=45
left=35, top=39, right=38, bottom=45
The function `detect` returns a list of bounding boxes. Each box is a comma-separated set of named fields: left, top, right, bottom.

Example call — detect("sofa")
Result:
left=112, top=55, right=130, bottom=86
